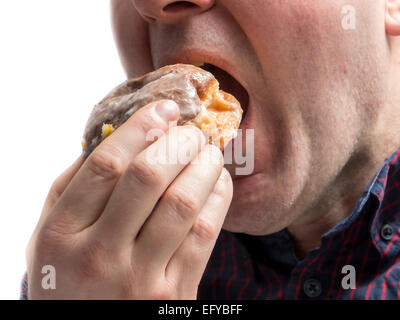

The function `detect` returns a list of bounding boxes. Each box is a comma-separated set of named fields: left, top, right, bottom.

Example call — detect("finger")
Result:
left=47, top=100, right=179, bottom=233
left=42, top=156, right=83, bottom=214
left=166, top=168, right=233, bottom=292
left=133, top=144, right=224, bottom=270
left=26, top=156, right=83, bottom=266
left=92, top=124, right=206, bottom=249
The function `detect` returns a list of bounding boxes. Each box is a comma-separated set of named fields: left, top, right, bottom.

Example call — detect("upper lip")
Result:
left=154, top=48, right=249, bottom=95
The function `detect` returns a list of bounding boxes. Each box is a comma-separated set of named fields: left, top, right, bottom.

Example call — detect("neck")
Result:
left=287, top=65, right=400, bottom=260
left=287, top=146, right=385, bottom=259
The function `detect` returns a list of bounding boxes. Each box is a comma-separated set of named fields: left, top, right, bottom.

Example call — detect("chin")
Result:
left=221, top=168, right=307, bottom=236
left=222, top=202, right=279, bottom=236
left=221, top=174, right=281, bottom=235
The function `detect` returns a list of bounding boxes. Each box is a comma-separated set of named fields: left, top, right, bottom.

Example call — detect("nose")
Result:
left=132, top=0, right=215, bottom=23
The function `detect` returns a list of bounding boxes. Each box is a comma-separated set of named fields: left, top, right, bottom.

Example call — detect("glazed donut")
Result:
left=81, top=64, right=243, bottom=159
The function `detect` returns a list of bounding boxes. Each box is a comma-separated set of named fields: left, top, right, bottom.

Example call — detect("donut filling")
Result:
left=82, top=64, right=243, bottom=159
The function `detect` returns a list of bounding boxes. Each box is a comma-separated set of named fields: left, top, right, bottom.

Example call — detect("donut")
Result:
left=81, top=64, right=243, bottom=159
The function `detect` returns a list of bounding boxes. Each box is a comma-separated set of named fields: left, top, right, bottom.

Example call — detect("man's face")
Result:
left=112, top=0, right=389, bottom=234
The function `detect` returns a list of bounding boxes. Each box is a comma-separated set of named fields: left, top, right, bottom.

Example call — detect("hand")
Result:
left=26, top=100, right=233, bottom=299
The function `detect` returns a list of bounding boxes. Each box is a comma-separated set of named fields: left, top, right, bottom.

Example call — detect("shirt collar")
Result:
left=246, top=146, right=400, bottom=264
left=323, top=146, right=400, bottom=256
left=319, top=146, right=400, bottom=256
left=369, top=147, right=400, bottom=256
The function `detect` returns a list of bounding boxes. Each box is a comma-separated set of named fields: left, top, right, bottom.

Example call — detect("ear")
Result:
left=386, top=0, right=400, bottom=35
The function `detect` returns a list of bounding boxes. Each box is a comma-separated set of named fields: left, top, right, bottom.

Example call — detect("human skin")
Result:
left=112, top=0, right=400, bottom=255
left=27, top=0, right=400, bottom=299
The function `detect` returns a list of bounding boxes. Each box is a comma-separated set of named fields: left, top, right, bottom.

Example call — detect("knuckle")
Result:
left=148, top=284, right=174, bottom=300
left=77, top=239, right=111, bottom=280
left=119, top=280, right=136, bottom=299
left=177, top=125, right=205, bottom=144
left=153, top=289, right=173, bottom=300
left=127, top=157, right=163, bottom=187
left=33, top=226, right=74, bottom=264
left=87, top=147, right=125, bottom=180
left=38, top=220, right=73, bottom=247
left=34, top=229, right=63, bottom=259
left=49, top=179, right=64, bottom=201
left=191, top=217, right=218, bottom=243
left=179, top=242, right=206, bottom=268
left=137, top=110, right=165, bottom=134
left=164, top=187, right=200, bottom=219
left=181, top=124, right=202, bottom=135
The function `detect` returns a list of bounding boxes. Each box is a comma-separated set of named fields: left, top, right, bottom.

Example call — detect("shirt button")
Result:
left=303, top=279, right=322, bottom=298
left=380, top=224, right=394, bottom=241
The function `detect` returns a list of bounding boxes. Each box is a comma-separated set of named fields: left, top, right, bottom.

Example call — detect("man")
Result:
left=23, top=0, right=400, bottom=299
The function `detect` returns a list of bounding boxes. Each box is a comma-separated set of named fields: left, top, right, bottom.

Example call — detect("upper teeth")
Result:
left=190, top=62, right=205, bottom=67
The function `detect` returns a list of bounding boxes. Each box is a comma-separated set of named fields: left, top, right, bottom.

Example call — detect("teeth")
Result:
left=190, top=62, right=205, bottom=67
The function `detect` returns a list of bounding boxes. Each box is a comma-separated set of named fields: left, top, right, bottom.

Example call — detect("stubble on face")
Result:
left=113, top=1, right=392, bottom=238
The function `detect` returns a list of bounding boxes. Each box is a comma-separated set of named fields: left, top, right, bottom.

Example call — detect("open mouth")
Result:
left=199, top=63, right=249, bottom=122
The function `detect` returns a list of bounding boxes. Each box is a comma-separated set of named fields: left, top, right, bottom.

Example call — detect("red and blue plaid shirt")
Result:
left=21, top=147, right=400, bottom=300
left=197, top=146, right=400, bottom=300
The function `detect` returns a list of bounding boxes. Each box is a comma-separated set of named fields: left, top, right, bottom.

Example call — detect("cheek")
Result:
left=111, top=0, right=154, bottom=77
left=229, top=0, right=382, bottom=77
left=231, top=0, right=386, bottom=124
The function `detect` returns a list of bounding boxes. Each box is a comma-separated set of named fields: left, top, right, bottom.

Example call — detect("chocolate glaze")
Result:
left=82, top=64, right=236, bottom=159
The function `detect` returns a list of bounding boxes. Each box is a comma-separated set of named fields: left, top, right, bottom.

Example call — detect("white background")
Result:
left=0, top=1, right=125, bottom=299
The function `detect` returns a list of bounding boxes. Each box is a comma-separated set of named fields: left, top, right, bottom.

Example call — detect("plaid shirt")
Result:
left=198, top=147, right=400, bottom=300
left=21, top=147, right=400, bottom=300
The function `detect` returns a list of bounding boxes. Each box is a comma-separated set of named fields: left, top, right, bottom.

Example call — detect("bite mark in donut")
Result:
left=81, top=64, right=243, bottom=159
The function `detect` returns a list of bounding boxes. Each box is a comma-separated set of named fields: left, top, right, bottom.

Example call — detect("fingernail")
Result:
left=155, top=100, right=179, bottom=122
